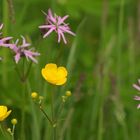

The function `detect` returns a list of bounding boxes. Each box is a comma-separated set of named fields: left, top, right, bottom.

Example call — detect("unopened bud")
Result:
left=11, top=118, right=18, bottom=125
left=65, top=91, right=72, bottom=97
left=31, top=92, right=38, bottom=99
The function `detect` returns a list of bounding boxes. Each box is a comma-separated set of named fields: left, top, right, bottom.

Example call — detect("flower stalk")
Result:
left=39, top=105, right=55, bottom=127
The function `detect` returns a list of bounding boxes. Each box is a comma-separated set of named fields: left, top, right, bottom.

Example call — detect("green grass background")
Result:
left=0, top=0, right=140, bottom=140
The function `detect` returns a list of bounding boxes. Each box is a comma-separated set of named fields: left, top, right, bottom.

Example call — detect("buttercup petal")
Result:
left=0, top=106, right=7, bottom=117
left=42, top=68, right=57, bottom=84
left=5, top=110, right=12, bottom=118
left=56, top=77, right=67, bottom=85
left=57, top=67, right=68, bottom=77
left=45, top=63, right=57, bottom=70
left=0, top=106, right=11, bottom=121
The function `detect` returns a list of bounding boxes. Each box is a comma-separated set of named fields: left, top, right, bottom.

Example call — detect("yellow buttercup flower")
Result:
left=0, top=106, right=11, bottom=121
left=41, top=63, right=68, bottom=85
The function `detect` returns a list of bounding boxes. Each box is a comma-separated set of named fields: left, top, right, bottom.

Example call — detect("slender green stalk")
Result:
left=20, top=59, right=26, bottom=140
left=39, top=105, right=54, bottom=126
left=2, top=0, right=9, bottom=86
left=7, top=0, right=15, bottom=23
left=97, top=108, right=103, bottom=140
left=0, top=123, right=5, bottom=137
left=66, top=18, right=86, bottom=73
left=24, top=62, right=32, bottom=80
left=117, top=0, right=124, bottom=93
left=128, top=18, right=135, bottom=81
left=56, top=101, right=65, bottom=120
left=60, top=18, right=86, bottom=93
left=59, top=108, right=74, bottom=140
left=11, top=125, right=15, bottom=140
left=3, top=0, right=9, bottom=34
left=95, top=1, right=109, bottom=140
left=51, top=92, right=54, bottom=122
left=117, top=0, right=129, bottom=139
left=51, top=92, right=56, bottom=140
left=26, top=81, right=40, bottom=140
left=20, top=82, right=26, bottom=140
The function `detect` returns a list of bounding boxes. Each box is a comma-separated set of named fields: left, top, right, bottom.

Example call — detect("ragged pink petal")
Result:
left=58, top=15, right=69, bottom=25
left=133, top=84, right=140, bottom=91
left=39, top=25, right=54, bottom=29
left=134, top=96, right=140, bottom=100
left=47, top=9, right=56, bottom=23
left=15, top=53, right=21, bottom=63
left=43, top=27, right=55, bottom=38
left=137, top=104, right=140, bottom=109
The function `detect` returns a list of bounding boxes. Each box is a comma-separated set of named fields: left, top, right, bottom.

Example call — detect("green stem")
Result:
left=117, top=0, right=124, bottom=92
left=51, top=92, right=54, bottom=121
left=13, top=61, right=22, bottom=80
left=13, top=59, right=33, bottom=140
left=56, top=101, right=65, bottom=121
left=20, top=82, right=26, bottom=140
left=97, top=108, right=103, bottom=140
left=51, top=92, right=56, bottom=140
left=3, top=0, right=9, bottom=35
left=24, top=62, right=32, bottom=79
left=2, top=0, right=9, bottom=87
left=39, top=105, right=54, bottom=126
left=27, top=81, right=40, bottom=140
left=7, top=0, right=15, bottom=24
left=20, top=59, right=26, bottom=140
left=0, top=123, right=5, bottom=136
left=11, top=125, right=15, bottom=140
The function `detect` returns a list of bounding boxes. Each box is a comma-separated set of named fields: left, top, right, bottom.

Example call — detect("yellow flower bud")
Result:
left=31, top=92, right=38, bottom=99
left=65, top=91, right=72, bottom=97
left=11, top=118, right=18, bottom=125
left=62, top=96, right=67, bottom=102
left=0, top=106, right=11, bottom=121
left=7, top=128, right=12, bottom=133
left=53, top=123, right=57, bottom=128
left=39, top=96, right=44, bottom=100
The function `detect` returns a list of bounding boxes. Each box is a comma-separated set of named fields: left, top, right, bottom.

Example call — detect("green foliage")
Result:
left=0, top=0, right=140, bottom=140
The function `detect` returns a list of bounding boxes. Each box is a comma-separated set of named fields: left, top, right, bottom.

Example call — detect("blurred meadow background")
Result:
left=0, top=0, right=140, bottom=140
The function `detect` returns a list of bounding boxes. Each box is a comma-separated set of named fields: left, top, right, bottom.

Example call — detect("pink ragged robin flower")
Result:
left=39, top=9, right=75, bottom=44
left=0, top=23, right=13, bottom=48
left=133, top=79, right=140, bottom=109
left=10, top=36, right=40, bottom=64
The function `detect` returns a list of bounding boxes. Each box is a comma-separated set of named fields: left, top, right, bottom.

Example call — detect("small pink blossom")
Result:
left=39, top=9, right=75, bottom=44
left=133, top=79, right=140, bottom=109
left=10, top=36, right=40, bottom=64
